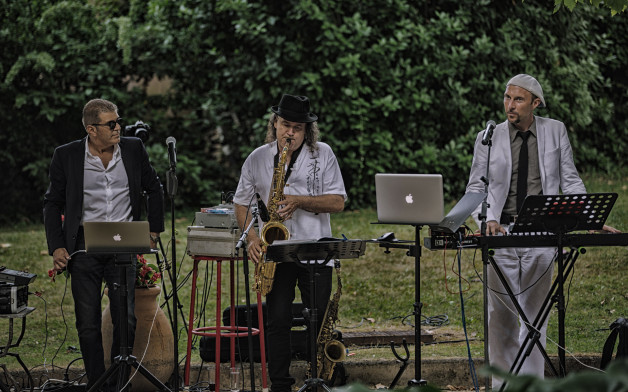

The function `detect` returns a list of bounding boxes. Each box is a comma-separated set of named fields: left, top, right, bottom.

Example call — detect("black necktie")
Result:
left=517, top=131, right=531, bottom=213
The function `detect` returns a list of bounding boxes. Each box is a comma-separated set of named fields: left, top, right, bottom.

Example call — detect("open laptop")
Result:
left=83, top=221, right=152, bottom=253
left=375, top=173, right=444, bottom=225
left=429, top=192, right=485, bottom=233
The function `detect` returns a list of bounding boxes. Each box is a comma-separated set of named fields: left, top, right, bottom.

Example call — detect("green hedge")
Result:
left=1, top=0, right=627, bottom=224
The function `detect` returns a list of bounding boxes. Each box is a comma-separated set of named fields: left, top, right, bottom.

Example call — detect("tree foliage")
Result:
left=1, top=0, right=627, bottom=224
left=554, top=0, right=628, bottom=15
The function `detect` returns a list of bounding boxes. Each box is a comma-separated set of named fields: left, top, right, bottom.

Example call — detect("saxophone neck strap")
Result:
left=274, top=142, right=303, bottom=183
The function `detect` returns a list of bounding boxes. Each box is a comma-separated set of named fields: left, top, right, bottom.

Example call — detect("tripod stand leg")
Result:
left=508, top=248, right=581, bottom=379
left=297, top=378, right=332, bottom=392
left=87, top=360, right=119, bottom=392
left=132, top=359, right=172, bottom=391
left=88, top=256, right=173, bottom=392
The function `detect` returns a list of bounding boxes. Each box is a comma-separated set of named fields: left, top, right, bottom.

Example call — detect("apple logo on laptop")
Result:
left=113, top=234, right=122, bottom=241
left=405, top=193, right=413, bottom=204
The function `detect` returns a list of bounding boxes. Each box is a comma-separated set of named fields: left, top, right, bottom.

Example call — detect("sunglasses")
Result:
left=91, top=117, right=123, bottom=131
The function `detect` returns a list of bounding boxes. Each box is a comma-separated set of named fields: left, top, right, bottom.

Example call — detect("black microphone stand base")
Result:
left=297, top=378, right=332, bottom=392
left=90, top=353, right=171, bottom=392
left=408, top=379, right=428, bottom=387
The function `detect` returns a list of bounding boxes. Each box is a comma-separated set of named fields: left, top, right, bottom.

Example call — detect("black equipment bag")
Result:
left=199, top=302, right=308, bottom=363
left=601, top=317, right=628, bottom=369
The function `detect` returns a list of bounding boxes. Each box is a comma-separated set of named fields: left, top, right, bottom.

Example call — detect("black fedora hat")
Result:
left=271, top=94, right=318, bottom=123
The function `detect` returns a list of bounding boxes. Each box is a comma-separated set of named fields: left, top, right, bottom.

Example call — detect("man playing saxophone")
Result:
left=234, top=94, right=346, bottom=392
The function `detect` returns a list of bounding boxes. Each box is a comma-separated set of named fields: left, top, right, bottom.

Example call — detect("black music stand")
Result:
left=88, top=251, right=172, bottom=392
left=511, top=193, right=617, bottom=235
left=266, top=239, right=366, bottom=392
left=490, top=193, right=617, bottom=388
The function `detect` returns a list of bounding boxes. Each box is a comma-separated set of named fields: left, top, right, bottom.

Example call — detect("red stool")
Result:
left=184, top=256, right=268, bottom=392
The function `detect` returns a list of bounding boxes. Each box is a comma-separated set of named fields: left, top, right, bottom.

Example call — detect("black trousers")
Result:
left=69, top=228, right=137, bottom=391
left=265, top=262, right=332, bottom=392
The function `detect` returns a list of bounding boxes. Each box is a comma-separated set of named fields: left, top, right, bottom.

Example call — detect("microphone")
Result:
left=166, top=136, right=177, bottom=168
left=481, top=120, right=496, bottom=145
left=255, top=193, right=270, bottom=222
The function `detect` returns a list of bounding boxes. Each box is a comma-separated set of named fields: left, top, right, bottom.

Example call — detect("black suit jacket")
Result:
left=43, top=136, right=165, bottom=254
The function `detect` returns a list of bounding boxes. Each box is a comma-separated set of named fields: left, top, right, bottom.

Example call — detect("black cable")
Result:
left=337, top=318, right=366, bottom=329
left=565, top=253, right=576, bottom=311
left=395, top=312, right=450, bottom=328
left=192, top=261, right=215, bottom=349
left=31, top=293, right=49, bottom=361
left=471, top=247, right=556, bottom=297
left=50, top=275, right=70, bottom=370
left=64, top=357, right=84, bottom=378
left=421, top=314, right=450, bottom=327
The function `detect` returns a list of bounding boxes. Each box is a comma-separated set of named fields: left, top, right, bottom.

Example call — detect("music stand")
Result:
left=490, top=193, right=617, bottom=388
left=511, top=193, right=617, bottom=234
left=266, top=239, right=366, bottom=392
left=88, top=251, right=172, bottom=392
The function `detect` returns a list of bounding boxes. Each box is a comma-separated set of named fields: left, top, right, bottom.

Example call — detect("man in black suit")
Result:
left=43, top=98, right=164, bottom=391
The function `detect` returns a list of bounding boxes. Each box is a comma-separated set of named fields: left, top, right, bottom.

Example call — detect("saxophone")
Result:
left=315, top=261, right=346, bottom=383
left=254, top=138, right=292, bottom=295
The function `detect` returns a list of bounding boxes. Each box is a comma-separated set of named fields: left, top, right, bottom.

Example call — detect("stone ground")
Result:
left=6, top=352, right=602, bottom=392
left=1, top=328, right=605, bottom=391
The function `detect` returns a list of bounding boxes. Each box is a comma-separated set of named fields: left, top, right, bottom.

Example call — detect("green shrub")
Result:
left=482, top=359, right=628, bottom=392
left=2, top=0, right=628, bottom=224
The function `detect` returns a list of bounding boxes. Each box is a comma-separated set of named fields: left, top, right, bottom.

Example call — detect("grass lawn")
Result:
left=0, top=172, right=626, bottom=379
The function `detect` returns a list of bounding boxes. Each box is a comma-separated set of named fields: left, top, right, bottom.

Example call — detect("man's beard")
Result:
left=508, top=112, right=521, bottom=124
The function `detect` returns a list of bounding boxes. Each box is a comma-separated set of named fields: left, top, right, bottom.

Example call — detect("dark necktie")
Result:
left=517, top=131, right=531, bottom=213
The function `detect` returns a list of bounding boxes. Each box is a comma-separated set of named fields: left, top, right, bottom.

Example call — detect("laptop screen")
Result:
left=430, top=192, right=485, bottom=234
left=83, top=221, right=152, bottom=254
left=375, top=173, right=444, bottom=225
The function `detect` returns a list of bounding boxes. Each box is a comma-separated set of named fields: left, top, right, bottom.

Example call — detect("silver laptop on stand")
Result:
left=375, top=173, right=445, bottom=225
left=83, top=221, right=152, bottom=254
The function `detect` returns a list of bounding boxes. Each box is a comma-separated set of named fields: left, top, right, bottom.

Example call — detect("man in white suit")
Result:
left=466, top=74, right=619, bottom=387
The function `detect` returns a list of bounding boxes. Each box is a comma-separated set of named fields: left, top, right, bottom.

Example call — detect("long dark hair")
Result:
left=265, top=113, right=320, bottom=152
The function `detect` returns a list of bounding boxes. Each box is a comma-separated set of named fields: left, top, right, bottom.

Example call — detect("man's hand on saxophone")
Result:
left=235, top=203, right=263, bottom=263
left=246, top=236, right=262, bottom=264
left=278, top=194, right=345, bottom=216
left=276, top=195, right=299, bottom=220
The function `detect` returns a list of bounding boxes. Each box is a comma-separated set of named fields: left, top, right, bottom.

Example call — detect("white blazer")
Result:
left=466, top=116, right=586, bottom=226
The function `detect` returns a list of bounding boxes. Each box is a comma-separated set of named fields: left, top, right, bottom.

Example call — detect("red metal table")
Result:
left=184, top=256, right=268, bottom=392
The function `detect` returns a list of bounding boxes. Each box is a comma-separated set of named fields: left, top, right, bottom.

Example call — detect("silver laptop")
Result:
left=83, top=221, right=152, bottom=253
left=375, top=174, right=444, bottom=225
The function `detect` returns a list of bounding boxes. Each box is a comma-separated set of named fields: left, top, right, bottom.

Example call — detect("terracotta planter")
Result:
left=102, top=285, right=175, bottom=392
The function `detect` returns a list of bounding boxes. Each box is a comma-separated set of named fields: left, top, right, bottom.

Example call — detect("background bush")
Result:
left=1, top=0, right=627, bottom=224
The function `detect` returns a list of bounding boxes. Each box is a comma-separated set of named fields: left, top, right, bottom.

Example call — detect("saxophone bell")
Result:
left=324, top=338, right=347, bottom=363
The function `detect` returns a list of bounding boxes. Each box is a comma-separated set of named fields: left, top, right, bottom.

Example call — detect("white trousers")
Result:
left=487, top=246, right=555, bottom=388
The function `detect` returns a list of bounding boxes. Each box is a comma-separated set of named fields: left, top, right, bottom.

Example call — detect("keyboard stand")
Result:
left=480, top=193, right=617, bottom=390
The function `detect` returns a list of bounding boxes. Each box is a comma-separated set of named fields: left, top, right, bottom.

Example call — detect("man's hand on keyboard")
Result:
left=475, top=220, right=507, bottom=236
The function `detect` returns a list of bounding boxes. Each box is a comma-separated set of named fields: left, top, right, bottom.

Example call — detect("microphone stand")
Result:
left=156, top=237, right=189, bottom=340
left=154, top=239, right=174, bottom=327
left=235, top=207, right=259, bottom=253
left=143, top=190, right=177, bottom=332
left=167, top=161, right=180, bottom=392
left=478, top=135, right=492, bottom=392
left=235, top=207, right=260, bottom=392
